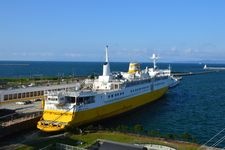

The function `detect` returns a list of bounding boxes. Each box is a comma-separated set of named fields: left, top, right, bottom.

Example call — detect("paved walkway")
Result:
left=136, top=143, right=176, bottom=150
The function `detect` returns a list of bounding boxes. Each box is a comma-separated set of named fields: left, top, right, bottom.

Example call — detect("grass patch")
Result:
left=16, top=131, right=202, bottom=150
left=72, top=131, right=201, bottom=150
left=16, top=136, right=80, bottom=150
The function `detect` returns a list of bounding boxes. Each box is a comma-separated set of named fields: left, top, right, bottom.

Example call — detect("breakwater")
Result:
left=172, top=70, right=217, bottom=76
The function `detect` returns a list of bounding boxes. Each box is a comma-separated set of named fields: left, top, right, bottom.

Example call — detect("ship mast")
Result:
left=103, top=45, right=111, bottom=76
left=94, top=45, right=112, bottom=88
left=105, top=45, right=109, bottom=63
left=151, top=53, right=159, bottom=70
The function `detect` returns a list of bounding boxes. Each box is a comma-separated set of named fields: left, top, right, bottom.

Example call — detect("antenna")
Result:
left=151, top=53, right=159, bottom=69
left=168, top=64, right=171, bottom=70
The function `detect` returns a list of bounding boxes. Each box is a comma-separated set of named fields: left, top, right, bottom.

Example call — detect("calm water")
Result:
left=1, top=61, right=225, bottom=147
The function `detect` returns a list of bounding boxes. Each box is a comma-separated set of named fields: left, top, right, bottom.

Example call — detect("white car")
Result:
left=16, top=101, right=25, bottom=105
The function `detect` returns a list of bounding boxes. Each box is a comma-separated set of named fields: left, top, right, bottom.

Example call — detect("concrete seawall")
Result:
left=0, top=112, right=41, bottom=138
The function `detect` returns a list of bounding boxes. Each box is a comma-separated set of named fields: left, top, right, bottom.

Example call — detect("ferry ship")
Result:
left=37, top=46, right=176, bottom=132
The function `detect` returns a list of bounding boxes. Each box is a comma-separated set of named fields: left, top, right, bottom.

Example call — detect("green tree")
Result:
left=165, top=133, right=175, bottom=139
left=133, top=124, right=144, bottom=134
left=181, top=132, right=193, bottom=141
left=65, top=125, right=80, bottom=134
left=147, top=130, right=161, bottom=137
left=85, top=124, right=95, bottom=131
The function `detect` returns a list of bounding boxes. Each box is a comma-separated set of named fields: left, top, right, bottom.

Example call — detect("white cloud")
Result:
left=12, top=52, right=54, bottom=57
left=184, top=48, right=193, bottom=54
left=64, top=53, right=82, bottom=58
left=170, top=46, right=177, bottom=52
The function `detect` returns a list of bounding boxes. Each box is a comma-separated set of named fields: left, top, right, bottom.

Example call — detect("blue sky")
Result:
left=0, top=0, right=225, bottom=62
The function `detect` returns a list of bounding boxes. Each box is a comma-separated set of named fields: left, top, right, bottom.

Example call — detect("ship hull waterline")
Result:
left=37, top=87, right=168, bottom=132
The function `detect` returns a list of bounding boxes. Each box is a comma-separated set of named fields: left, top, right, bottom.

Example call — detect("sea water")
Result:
left=1, top=61, right=225, bottom=147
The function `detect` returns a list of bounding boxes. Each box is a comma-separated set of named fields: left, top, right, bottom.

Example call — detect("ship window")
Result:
left=108, top=95, right=110, bottom=99
left=13, top=94, right=17, bottom=99
left=65, top=96, right=76, bottom=103
left=41, top=91, right=44, bottom=95
left=48, top=98, right=58, bottom=101
left=9, top=94, right=12, bottom=100
left=4, top=95, right=8, bottom=101
left=26, top=92, right=29, bottom=97
left=22, top=93, right=25, bottom=98
left=76, top=96, right=95, bottom=105
left=71, top=97, right=75, bottom=103
left=76, top=97, right=84, bottom=105
left=18, top=93, right=21, bottom=99
left=84, top=97, right=95, bottom=104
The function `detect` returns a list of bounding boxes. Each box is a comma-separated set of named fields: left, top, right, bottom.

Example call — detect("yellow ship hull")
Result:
left=37, top=87, right=168, bottom=132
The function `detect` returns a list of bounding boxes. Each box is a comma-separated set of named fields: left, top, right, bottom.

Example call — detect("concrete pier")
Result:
left=0, top=101, right=43, bottom=138
left=172, top=70, right=218, bottom=76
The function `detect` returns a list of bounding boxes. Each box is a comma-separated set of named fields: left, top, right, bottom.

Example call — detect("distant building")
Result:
left=0, top=83, right=79, bottom=103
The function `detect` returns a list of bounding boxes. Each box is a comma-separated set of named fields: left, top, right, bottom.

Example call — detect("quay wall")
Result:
left=0, top=114, right=41, bottom=139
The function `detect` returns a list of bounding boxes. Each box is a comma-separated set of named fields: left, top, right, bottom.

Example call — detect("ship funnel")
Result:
left=103, top=45, right=111, bottom=76
left=128, top=63, right=141, bottom=74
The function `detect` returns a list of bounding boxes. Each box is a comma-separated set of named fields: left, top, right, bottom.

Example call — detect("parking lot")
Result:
left=0, top=99, right=43, bottom=116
